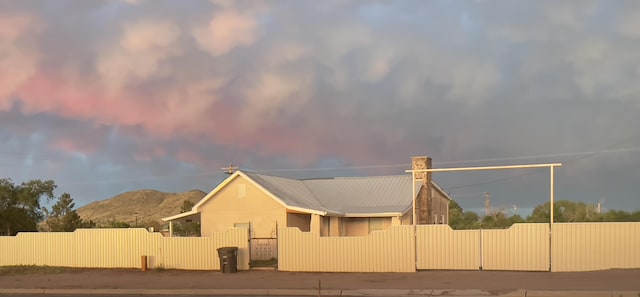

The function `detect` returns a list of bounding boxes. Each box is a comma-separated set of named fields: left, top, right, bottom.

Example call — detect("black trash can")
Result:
left=217, top=247, right=238, bottom=273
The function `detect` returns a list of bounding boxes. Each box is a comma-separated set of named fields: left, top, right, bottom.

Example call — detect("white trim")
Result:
left=168, top=171, right=326, bottom=219
left=287, top=205, right=327, bottom=216
left=161, top=210, right=199, bottom=222
left=343, top=212, right=403, bottom=218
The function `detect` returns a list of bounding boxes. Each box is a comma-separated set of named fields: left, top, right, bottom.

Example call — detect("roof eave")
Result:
left=287, top=206, right=326, bottom=216
left=161, top=210, right=199, bottom=222
left=343, top=212, right=403, bottom=218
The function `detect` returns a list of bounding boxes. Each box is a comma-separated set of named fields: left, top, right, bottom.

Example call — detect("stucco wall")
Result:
left=341, top=217, right=392, bottom=236
left=287, top=212, right=311, bottom=232
left=199, top=175, right=286, bottom=238
left=342, top=218, right=368, bottom=236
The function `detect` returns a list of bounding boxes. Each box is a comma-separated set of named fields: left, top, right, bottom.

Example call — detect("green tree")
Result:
left=448, top=200, right=481, bottom=229
left=0, top=178, right=56, bottom=235
left=181, top=200, right=195, bottom=213
left=448, top=200, right=464, bottom=228
left=103, top=220, right=131, bottom=228
left=528, top=200, right=602, bottom=223
left=172, top=221, right=200, bottom=237
left=46, top=193, right=93, bottom=232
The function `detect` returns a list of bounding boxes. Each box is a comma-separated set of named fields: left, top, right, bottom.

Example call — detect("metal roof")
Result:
left=243, top=172, right=332, bottom=213
left=243, top=171, right=440, bottom=216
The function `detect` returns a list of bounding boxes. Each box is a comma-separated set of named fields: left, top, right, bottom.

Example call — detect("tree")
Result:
left=0, top=178, right=56, bottom=235
left=103, top=220, right=131, bottom=228
left=173, top=199, right=200, bottom=236
left=448, top=200, right=464, bottom=227
left=181, top=200, right=195, bottom=213
left=528, top=200, right=603, bottom=223
left=448, top=200, right=481, bottom=229
left=46, top=193, right=93, bottom=232
left=172, top=221, right=200, bottom=237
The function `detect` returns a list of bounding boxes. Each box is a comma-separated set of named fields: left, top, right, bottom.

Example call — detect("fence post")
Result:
left=141, top=255, right=147, bottom=272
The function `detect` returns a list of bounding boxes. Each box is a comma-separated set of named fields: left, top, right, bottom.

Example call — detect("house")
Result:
left=162, top=156, right=451, bottom=237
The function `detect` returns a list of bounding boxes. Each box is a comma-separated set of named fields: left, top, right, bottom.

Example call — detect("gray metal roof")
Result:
left=243, top=172, right=332, bottom=213
left=243, top=171, right=434, bottom=215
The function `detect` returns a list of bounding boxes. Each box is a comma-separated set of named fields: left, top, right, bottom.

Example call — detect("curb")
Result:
left=1, top=288, right=639, bottom=296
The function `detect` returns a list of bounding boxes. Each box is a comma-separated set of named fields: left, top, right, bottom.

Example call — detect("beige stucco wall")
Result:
left=199, top=175, right=286, bottom=238
left=329, top=216, right=341, bottom=237
left=342, top=218, right=368, bottom=236
left=341, top=217, right=392, bottom=236
left=287, top=212, right=311, bottom=232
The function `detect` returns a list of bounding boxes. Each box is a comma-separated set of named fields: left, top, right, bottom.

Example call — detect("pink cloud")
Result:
left=50, top=137, right=100, bottom=155
left=0, top=13, right=41, bottom=104
left=193, top=9, right=260, bottom=56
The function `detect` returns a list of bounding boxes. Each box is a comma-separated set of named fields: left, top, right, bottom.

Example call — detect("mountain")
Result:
left=76, top=189, right=206, bottom=227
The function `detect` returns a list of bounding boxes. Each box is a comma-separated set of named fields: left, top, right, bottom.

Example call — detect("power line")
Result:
left=446, top=168, right=546, bottom=191
left=7, top=145, right=640, bottom=187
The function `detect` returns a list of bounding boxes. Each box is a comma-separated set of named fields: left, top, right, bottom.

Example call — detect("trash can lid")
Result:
left=217, top=246, right=238, bottom=252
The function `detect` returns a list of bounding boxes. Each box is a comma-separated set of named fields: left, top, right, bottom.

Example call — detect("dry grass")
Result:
left=0, top=265, right=78, bottom=275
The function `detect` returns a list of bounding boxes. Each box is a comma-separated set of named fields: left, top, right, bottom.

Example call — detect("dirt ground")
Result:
left=1, top=268, right=639, bottom=292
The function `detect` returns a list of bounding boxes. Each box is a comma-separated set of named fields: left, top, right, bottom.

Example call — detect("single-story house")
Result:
left=162, top=156, right=451, bottom=237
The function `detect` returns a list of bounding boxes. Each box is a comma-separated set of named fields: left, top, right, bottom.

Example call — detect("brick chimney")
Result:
left=412, top=156, right=433, bottom=224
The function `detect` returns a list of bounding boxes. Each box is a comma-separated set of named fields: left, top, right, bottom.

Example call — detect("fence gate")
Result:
left=249, top=226, right=278, bottom=269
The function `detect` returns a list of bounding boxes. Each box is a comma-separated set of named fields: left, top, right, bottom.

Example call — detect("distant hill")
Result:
left=76, top=189, right=206, bottom=227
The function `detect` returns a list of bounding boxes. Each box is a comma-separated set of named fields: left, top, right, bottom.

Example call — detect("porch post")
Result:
left=169, top=221, right=173, bottom=237
left=310, top=214, right=321, bottom=235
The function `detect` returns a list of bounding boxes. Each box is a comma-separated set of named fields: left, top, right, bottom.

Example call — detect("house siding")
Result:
left=287, top=212, right=311, bottom=232
left=432, top=188, right=450, bottom=224
left=199, top=175, right=286, bottom=238
left=341, top=217, right=393, bottom=236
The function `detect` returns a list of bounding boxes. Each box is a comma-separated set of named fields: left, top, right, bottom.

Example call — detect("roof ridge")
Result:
left=330, top=174, right=407, bottom=180
left=243, top=170, right=407, bottom=181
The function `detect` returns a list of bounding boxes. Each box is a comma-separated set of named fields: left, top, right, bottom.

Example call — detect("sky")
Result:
left=1, top=0, right=640, bottom=216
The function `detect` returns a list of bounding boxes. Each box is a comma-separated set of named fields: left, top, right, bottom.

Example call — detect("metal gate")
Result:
left=249, top=226, right=278, bottom=269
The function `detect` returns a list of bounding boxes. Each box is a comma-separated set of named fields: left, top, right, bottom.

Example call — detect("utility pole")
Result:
left=484, top=192, right=491, bottom=216
left=221, top=163, right=238, bottom=174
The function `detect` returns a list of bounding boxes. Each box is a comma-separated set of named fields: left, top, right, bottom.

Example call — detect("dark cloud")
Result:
left=0, top=0, right=639, bottom=212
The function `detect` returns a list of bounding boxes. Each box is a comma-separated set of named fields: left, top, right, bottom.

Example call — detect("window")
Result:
left=234, top=223, right=250, bottom=229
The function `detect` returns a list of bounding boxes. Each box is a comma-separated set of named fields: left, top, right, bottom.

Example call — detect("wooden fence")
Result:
left=1, top=223, right=638, bottom=272
left=0, top=228, right=249, bottom=270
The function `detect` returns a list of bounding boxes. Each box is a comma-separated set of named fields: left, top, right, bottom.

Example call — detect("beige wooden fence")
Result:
left=0, top=228, right=249, bottom=270
left=551, top=222, right=640, bottom=272
left=416, top=225, right=480, bottom=270
left=278, top=226, right=415, bottom=272
left=482, top=223, right=549, bottom=271
left=2, top=223, right=639, bottom=272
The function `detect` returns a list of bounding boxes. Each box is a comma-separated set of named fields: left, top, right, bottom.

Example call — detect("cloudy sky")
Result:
left=1, top=0, right=639, bottom=215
